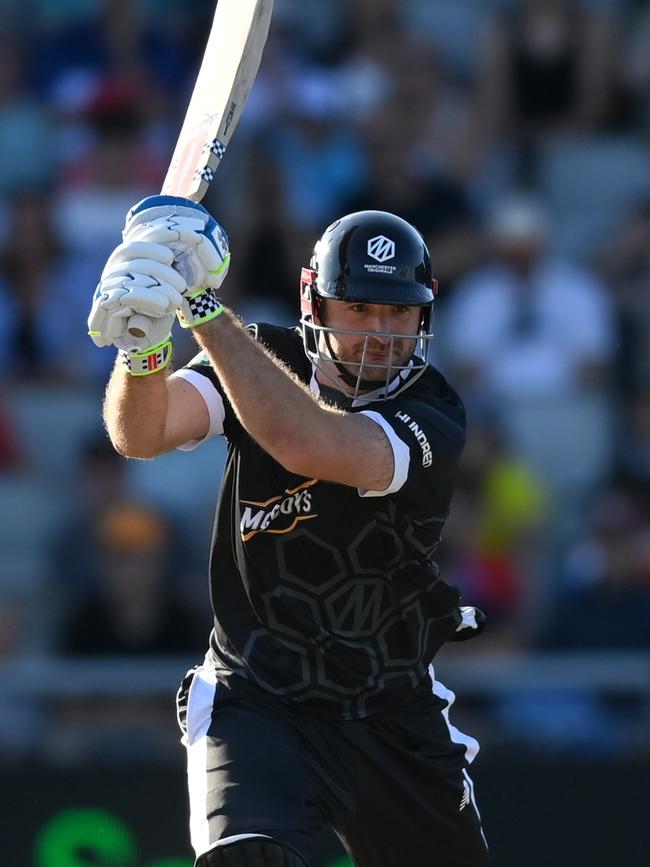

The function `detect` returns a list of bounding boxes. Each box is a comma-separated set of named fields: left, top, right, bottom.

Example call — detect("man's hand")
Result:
left=123, top=195, right=230, bottom=330
left=88, top=239, right=186, bottom=353
left=88, top=194, right=230, bottom=356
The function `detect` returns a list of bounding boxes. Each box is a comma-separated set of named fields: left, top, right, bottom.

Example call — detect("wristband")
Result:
left=120, top=338, right=173, bottom=376
left=177, top=288, right=224, bottom=329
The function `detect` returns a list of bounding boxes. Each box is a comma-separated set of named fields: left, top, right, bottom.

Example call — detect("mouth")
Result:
left=355, top=342, right=401, bottom=363
left=364, top=352, right=393, bottom=364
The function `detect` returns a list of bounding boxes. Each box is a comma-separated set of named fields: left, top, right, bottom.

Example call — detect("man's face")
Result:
left=317, top=300, right=422, bottom=392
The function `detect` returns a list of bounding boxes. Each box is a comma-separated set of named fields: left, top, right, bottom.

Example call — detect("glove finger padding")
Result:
left=101, top=254, right=187, bottom=298
left=102, top=240, right=174, bottom=276
left=123, top=286, right=183, bottom=318
left=96, top=280, right=182, bottom=318
left=124, top=196, right=213, bottom=235
left=101, top=257, right=184, bottom=302
left=125, top=217, right=207, bottom=247
left=112, top=313, right=175, bottom=353
left=123, top=195, right=230, bottom=296
left=119, top=275, right=185, bottom=312
left=196, top=231, right=230, bottom=286
left=89, top=242, right=186, bottom=349
left=88, top=286, right=176, bottom=350
left=88, top=302, right=114, bottom=348
left=104, top=307, right=133, bottom=341
left=88, top=303, right=135, bottom=348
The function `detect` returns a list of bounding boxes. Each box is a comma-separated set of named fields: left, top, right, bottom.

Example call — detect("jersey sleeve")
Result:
left=169, top=324, right=306, bottom=451
left=169, top=349, right=241, bottom=450
left=358, top=398, right=466, bottom=505
left=356, top=410, right=411, bottom=497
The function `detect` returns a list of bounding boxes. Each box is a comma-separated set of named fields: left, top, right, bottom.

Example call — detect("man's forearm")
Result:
left=193, top=310, right=341, bottom=472
left=103, top=359, right=170, bottom=458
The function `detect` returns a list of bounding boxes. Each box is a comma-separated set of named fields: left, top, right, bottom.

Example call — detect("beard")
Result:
left=326, top=334, right=416, bottom=384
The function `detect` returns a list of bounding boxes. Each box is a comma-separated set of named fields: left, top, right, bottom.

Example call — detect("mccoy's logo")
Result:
left=367, top=235, right=396, bottom=262
left=240, top=479, right=318, bottom=541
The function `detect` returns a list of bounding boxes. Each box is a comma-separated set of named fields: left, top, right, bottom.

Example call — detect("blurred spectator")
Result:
left=263, top=68, right=368, bottom=234
left=0, top=190, right=114, bottom=381
left=541, top=485, right=650, bottom=649
left=0, top=593, right=19, bottom=657
left=0, top=390, right=20, bottom=468
left=0, top=191, right=67, bottom=380
left=339, top=28, right=483, bottom=287
left=621, top=0, right=650, bottom=134
left=340, top=0, right=488, bottom=187
left=275, top=0, right=347, bottom=63
left=0, top=591, right=44, bottom=758
left=0, top=32, right=57, bottom=195
left=35, top=72, right=171, bottom=384
left=595, top=200, right=650, bottom=395
left=230, top=146, right=296, bottom=324
left=50, top=432, right=130, bottom=605
left=343, top=122, right=478, bottom=289
left=59, top=71, right=165, bottom=187
left=477, top=0, right=620, bottom=145
left=440, top=191, right=615, bottom=496
left=442, top=192, right=614, bottom=398
left=404, top=0, right=500, bottom=81
left=613, top=389, right=650, bottom=502
left=56, top=73, right=164, bottom=267
left=31, top=0, right=202, bottom=102
left=58, top=502, right=206, bottom=656
left=440, top=415, right=547, bottom=643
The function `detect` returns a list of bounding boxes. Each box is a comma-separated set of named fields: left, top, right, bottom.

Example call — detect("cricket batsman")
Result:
left=88, top=197, right=491, bottom=867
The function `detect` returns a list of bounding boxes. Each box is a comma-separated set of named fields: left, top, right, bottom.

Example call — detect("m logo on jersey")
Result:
left=325, top=579, right=389, bottom=636
left=240, top=479, right=318, bottom=541
left=367, top=235, right=396, bottom=262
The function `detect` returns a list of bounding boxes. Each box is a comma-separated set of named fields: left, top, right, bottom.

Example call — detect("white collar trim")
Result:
left=309, top=361, right=414, bottom=405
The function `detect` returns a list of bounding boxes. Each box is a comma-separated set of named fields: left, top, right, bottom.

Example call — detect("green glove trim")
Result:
left=120, top=338, right=173, bottom=376
left=177, top=289, right=224, bottom=329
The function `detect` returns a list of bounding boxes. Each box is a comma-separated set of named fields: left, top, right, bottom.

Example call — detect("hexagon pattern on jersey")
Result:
left=241, top=516, right=457, bottom=717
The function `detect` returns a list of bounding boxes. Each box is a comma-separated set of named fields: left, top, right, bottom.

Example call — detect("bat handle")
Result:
left=127, top=314, right=151, bottom=339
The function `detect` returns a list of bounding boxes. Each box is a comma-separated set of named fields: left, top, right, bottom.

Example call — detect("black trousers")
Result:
left=177, top=665, right=490, bottom=867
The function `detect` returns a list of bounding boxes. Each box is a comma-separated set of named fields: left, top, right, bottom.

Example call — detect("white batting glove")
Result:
left=123, top=195, right=230, bottom=329
left=88, top=238, right=186, bottom=353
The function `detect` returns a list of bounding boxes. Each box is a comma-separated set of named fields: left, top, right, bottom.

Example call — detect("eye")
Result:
left=349, top=303, right=369, bottom=314
left=392, top=305, right=412, bottom=314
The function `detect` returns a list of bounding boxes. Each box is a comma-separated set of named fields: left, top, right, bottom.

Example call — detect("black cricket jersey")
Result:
left=176, top=324, right=467, bottom=719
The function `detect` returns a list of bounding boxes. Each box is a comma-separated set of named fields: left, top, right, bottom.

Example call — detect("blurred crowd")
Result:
left=0, top=0, right=649, bottom=762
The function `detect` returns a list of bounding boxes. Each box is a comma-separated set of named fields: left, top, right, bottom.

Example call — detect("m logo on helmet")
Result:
left=367, top=235, right=396, bottom=263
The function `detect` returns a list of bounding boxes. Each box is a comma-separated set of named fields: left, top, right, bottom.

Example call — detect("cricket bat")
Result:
left=127, top=0, right=273, bottom=338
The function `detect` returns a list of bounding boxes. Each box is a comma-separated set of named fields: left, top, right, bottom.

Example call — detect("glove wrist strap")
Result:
left=120, top=338, right=173, bottom=376
left=178, top=289, right=224, bottom=329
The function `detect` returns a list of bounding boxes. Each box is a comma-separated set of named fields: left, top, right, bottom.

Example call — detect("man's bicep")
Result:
left=163, top=372, right=225, bottom=451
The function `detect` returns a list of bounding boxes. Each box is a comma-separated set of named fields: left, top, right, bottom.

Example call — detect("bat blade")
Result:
left=162, top=0, right=274, bottom=202
left=126, top=0, right=273, bottom=339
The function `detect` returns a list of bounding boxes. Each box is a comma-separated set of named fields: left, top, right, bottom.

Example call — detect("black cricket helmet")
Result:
left=300, top=210, right=438, bottom=399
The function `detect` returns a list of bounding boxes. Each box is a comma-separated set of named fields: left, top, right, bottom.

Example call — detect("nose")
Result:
left=365, top=308, right=393, bottom=336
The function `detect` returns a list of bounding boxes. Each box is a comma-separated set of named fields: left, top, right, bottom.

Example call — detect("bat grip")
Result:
left=127, top=314, right=151, bottom=339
